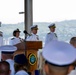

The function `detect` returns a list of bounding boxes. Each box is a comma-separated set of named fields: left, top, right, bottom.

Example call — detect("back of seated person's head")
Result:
left=44, top=61, right=75, bottom=75
left=0, top=61, right=11, bottom=75
left=2, top=54, right=13, bottom=61
left=0, top=45, right=17, bottom=61
left=14, top=54, right=28, bottom=73
left=42, top=40, right=76, bottom=75
left=70, top=37, right=76, bottom=48
left=14, top=63, right=28, bottom=73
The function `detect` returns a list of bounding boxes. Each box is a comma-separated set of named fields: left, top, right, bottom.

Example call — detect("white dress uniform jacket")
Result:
left=15, top=70, right=29, bottom=75
left=68, top=70, right=76, bottom=75
left=9, top=37, right=22, bottom=45
left=45, top=32, right=58, bottom=45
left=0, top=31, right=3, bottom=46
left=6, top=59, right=15, bottom=75
left=26, top=33, right=39, bottom=41
left=0, top=36, right=3, bottom=46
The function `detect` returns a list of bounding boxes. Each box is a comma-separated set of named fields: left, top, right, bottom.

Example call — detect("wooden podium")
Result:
left=14, top=41, right=42, bottom=72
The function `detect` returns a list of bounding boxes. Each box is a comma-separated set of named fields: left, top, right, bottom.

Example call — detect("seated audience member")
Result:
left=69, top=37, right=76, bottom=75
left=0, top=61, right=11, bottom=75
left=0, top=45, right=17, bottom=75
left=70, top=37, right=76, bottom=48
left=42, top=40, right=76, bottom=75
left=14, top=54, right=29, bottom=75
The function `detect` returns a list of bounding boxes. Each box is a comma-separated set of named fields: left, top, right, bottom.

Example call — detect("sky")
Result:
left=0, top=0, right=76, bottom=24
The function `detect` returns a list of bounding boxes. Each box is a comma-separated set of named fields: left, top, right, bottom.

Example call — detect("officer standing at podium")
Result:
left=9, top=28, right=23, bottom=45
left=26, top=25, right=39, bottom=41
left=26, top=25, right=40, bottom=75
left=45, top=23, right=58, bottom=45
left=42, top=40, right=76, bottom=75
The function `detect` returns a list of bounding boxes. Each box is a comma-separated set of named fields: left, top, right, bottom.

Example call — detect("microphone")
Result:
left=23, top=30, right=30, bottom=35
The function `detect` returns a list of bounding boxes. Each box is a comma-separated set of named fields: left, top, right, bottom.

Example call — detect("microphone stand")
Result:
left=23, top=30, right=32, bottom=75
left=24, top=30, right=30, bottom=40
left=24, top=30, right=28, bottom=55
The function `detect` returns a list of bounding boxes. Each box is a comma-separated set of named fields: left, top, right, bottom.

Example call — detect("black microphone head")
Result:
left=23, top=30, right=28, bottom=34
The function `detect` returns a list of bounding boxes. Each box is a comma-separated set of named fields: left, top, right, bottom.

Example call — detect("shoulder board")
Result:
left=36, top=35, right=39, bottom=36
left=29, top=34, right=32, bottom=36
left=54, top=33, right=57, bottom=37
left=11, top=38, right=15, bottom=40
left=36, top=35, right=38, bottom=36
left=19, top=37, right=21, bottom=39
left=48, top=32, right=50, bottom=34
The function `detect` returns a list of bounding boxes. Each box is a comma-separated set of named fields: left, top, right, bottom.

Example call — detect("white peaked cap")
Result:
left=42, top=40, right=76, bottom=66
left=48, top=23, right=55, bottom=28
left=0, top=45, right=17, bottom=54
left=30, top=25, right=38, bottom=29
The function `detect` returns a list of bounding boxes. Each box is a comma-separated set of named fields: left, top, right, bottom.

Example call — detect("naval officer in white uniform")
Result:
left=0, top=31, right=3, bottom=46
left=42, top=40, right=76, bottom=75
left=9, top=28, right=23, bottom=45
left=45, top=23, right=58, bottom=45
left=26, top=25, right=39, bottom=41
left=0, top=45, right=17, bottom=75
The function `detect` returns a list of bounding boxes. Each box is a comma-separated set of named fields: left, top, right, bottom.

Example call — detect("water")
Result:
left=0, top=21, right=76, bottom=45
